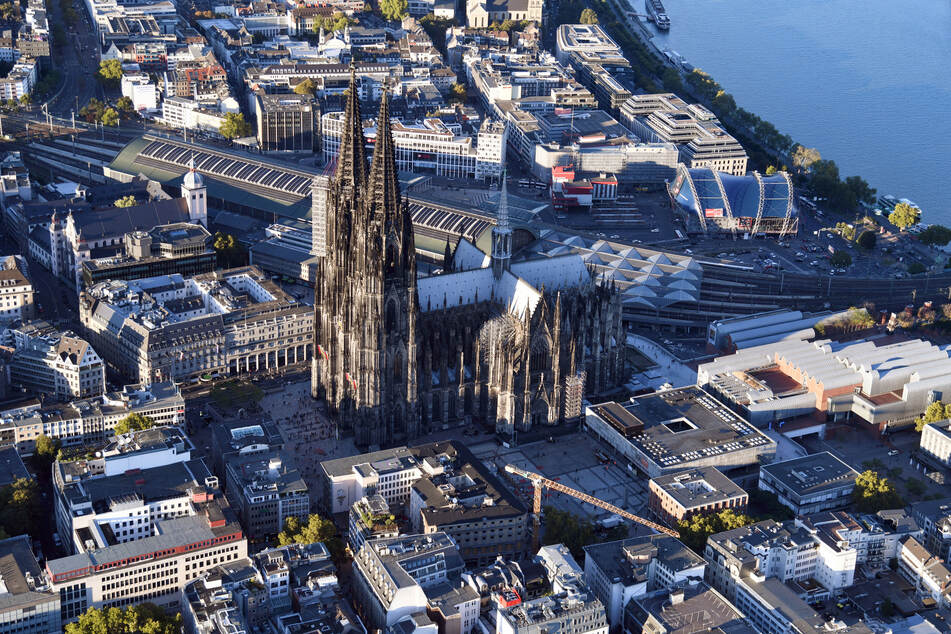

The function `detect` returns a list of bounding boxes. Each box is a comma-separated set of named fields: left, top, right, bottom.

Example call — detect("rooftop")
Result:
left=583, top=535, right=704, bottom=588
left=650, top=466, right=749, bottom=510
left=626, top=581, right=758, bottom=634
left=0, top=535, right=57, bottom=614
left=760, top=452, right=859, bottom=497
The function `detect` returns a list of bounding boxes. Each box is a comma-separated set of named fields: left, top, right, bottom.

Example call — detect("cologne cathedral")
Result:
left=312, top=73, right=624, bottom=448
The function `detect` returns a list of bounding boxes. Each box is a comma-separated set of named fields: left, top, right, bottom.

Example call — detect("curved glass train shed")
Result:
left=670, top=164, right=798, bottom=237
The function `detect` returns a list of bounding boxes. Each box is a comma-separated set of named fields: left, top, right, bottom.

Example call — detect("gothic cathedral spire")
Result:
left=366, top=87, right=401, bottom=224
left=491, top=172, right=512, bottom=279
left=335, top=66, right=367, bottom=193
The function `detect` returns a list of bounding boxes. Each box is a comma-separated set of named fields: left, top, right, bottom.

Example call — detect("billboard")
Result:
left=704, top=208, right=724, bottom=218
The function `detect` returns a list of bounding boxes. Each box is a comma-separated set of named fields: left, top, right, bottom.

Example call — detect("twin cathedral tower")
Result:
left=311, top=72, right=623, bottom=447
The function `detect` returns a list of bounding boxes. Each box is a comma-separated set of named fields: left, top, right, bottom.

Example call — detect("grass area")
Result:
left=210, top=380, right=263, bottom=409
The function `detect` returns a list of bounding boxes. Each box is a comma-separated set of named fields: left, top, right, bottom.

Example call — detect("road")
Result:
left=44, top=0, right=102, bottom=118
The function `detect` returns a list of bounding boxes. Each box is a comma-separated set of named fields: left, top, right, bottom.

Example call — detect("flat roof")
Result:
left=650, top=466, right=748, bottom=509
left=760, top=452, right=859, bottom=497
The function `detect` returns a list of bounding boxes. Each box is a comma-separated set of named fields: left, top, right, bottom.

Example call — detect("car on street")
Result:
left=888, top=449, right=900, bottom=456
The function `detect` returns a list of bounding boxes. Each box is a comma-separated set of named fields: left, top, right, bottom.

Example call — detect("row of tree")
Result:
left=541, top=506, right=627, bottom=560
left=65, top=603, right=181, bottom=634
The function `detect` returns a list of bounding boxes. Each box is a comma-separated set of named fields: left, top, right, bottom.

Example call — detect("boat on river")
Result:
left=645, top=0, right=670, bottom=29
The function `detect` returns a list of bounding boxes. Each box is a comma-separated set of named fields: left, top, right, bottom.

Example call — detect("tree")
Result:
left=219, top=112, right=253, bottom=139
left=541, top=506, right=628, bottom=561
left=579, top=7, right=598, bottom=23
left=277, top=513, right=345, bottom=560
left=765, top=165, right=778, bottom=176
left=0, top=478, right=38, bottom=538
left=100, top=107, right=119, bottom=127
left=113, top=413, right=155, bottom=436
left=213, top=232, right=247, bottom=267
left=908, top=261, right=926, bottom=275
left=915, top=401, right=951, bottom=432
left=34, top=434, right=59, bottom=465
left=853, top=470, right=903, bottom=513
left=889, top=202, right=920, bottom=230
left=856, top=230, right=876, bottom=250
left=96, top=59, right=123, bottom=86
left=79, top=97, right=106, bottom=122
left=65, top=603, right=181, bottom=634
left=829, top=250, right=852, bottom=268
left=918, top=225, right=951, bottom=247
left=844, top=175, right=876, bottom=207
left=449, top=82, right=466, bottom=104
left=294, top=78, right=316, bottom=96
left=379, top=0, right=407, bottom=21
left=677, top=509, right=756, bottom=554
left=791, top=145, right=821, bottom=172
left=18, top=94, right=30, bottom=106
left=114, top=195, right=137, bottom=208
left=116, top=96, right=134, bottom=114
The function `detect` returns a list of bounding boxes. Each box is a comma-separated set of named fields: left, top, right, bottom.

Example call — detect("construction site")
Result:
left=472, top=431, right=654, bottom=535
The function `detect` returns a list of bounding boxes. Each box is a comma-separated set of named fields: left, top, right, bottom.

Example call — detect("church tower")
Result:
left=181, top=157, right=207, bottom=228
left=491, top=174, right=512, bottom=279
left=312, top=72, right=418, bottom=448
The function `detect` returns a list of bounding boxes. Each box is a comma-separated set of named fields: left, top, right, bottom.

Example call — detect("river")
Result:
left=636, top=0, right=951, bottom=222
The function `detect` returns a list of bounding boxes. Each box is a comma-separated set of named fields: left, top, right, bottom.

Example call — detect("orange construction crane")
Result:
left=504, top=463, right=679, bottom=551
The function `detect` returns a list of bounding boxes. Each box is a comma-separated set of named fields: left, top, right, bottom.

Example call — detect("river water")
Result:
left=637, top=0, right=951, bottom=222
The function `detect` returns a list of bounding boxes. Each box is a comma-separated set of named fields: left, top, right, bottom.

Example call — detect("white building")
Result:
left=0, top=255, right=34, bottom=324
left=898, top=536, right=951, bottom=608
left=322, top=113, right=505, bottom=181
left=582, top=536, right=705, bottom=627
left=120, top=72, right=158, bottom=112
left=921, top=420, right=951, bottom=468
left=0, top=58, right=37, bottom=101
left=161, top=96, right=230, bottom=134
left=10, top=328, right=105, bottom=400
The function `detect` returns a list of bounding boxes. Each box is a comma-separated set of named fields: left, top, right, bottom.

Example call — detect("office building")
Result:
left=921, top=420, right=951, bottom=468
left=80, top=266, right=313, bottom=383
left=352, top=532, right=477, bottom=632
left=803, top=510, right=921, bottom=569
left=584, top=387, right=776, bottom=479
left=53, top=456, right=219, bottom=555
left=255, top=92, right=317, bottom=153
left=322, top=441, right=530, bottom=566
left=81, top=222, right=215, bottom=287
left=322, top=113, right=505, bottom=181
left=533, top=139, right=678, bottom=186
left=47, top=510, right=247, bottom=622
left=0, top=255, right=34, bottom=324
left=758, top=452, right=859, bottom=516
left=465, top=0, right=542, bottom=28
left=554, top=25, right=631, bottom=114
left=9, top=329, right=105, bottom=401
left=624, top=581, right=757, bottom=634
left=0, top=535, right=61, bottom=634
left=181, top=559, right=265, bottom=634
left=224, top=449, right=309, bottom=541
left=898, top=536, right=951, bottom=608
left=648, top=467, right=749, bottom=527
left=582, top=536, right=705, bottom=627
left=620, top=93, right=748, bottom=176
left=698, top=336, right=951, bottom=432
left=209, top=419, right=284, bottom=477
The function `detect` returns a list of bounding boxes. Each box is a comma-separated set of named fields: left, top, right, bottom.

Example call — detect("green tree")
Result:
left=918, top=225, right=951, bottom=247
left=96, top=58, right=123, bottom=86
left=219, top=112, right=253, bottom=139
left=677, top=509, right=756, bottom=554
left=79, top=97, right=106, bottom=123
left=5, top=98, right=17, bottom=111
left=100, top=107, right=119, bottom=126
left=114, top=195, right=137, bottom=208
left=294, top=78, right=316, bottom=96
left=541, top=506, right=626, bottom=561
left=889, top=202, right=920, bottom=230
left=18, top=94, right=30, bottom=106
left=791, top=145, right=821, bottom=172
left=65, top=603, right=181, bottom=634
left=844, top=175, right=876, bottom=207
left=113, top=413, right=155, bottom=436
left=34, top=434, right=59, bottom=469
left=579, top=7, right=598, bottom=23
left=765, top=165, right=778, bottom=176
left=116, top=96, right=134, bottom=114
left=853, top=470, right=903, bottom=513
left=829, top=250, right=852, bottom=268
left=379, top=0, right=407, bottom=20
left=856, top=230, right=876, bottom=250
left=0, top=2, right=17, bottom=19
left=0, top=478, right=38, bottom=538
left=449, top=82, right=466, bottom=104
left=277, top=513, right=345, bottom=560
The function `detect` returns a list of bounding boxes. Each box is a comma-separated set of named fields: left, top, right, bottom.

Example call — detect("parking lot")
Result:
left=472, top=431, right=649, bottom=525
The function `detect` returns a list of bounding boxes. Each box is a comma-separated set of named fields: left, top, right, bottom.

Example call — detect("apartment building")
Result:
left=911, top=498, right=951, bottom=562
left=803, top=510, right=921, bottom=569
left=897, top=536, right=951, bottom=608
left=351, top=533, right=477, bottom=632
left=80, top=267, right=313, bottom=383
left=0, top=382, right=184, bottom=455
left=582, top=536, right=706, bottom=627
left=255, top=92, right=317, bottom=153
left=495, top=578, right=607, bottom=634
left=624, top=581, right=757, bottom=634
left=348, top=494, right=399, bottom=553
left=0, top=535, right=61, bottom=634
left=0, top=58, right=37, bottom=101
left=0, top=255, right=34, bottom=324
left=322, top=113, right=505, bottom=181
left=759, top=452, right=859, bottom=516
left=620, top=93, right=748, bottom=176
left=10, top=329, right=105, bottom=401
left=224, top=449, right=309, bottom=541
left=47, top=511, right=247, bottom=622
left=53, top=456, right=217, bottom=555
left=648, top=467, right=749, bottom=527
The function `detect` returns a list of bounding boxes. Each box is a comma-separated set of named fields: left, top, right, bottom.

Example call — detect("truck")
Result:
left=598, top=514, right=623, bottom=529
